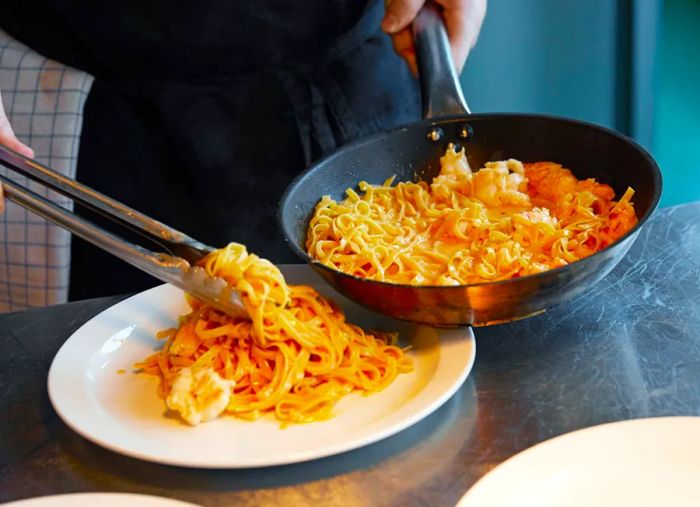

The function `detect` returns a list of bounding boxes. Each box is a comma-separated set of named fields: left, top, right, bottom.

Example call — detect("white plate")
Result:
left=457, top=417, right=700, bottom=507
left=48, top=265, right=475, bottom=468
left=1, top=493, right=198, bottom=507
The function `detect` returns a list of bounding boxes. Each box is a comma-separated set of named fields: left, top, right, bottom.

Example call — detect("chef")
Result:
left=0, top=0, right=486, bottom=299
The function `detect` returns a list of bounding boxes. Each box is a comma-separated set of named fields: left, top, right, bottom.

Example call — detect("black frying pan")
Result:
left=279, top=4, right=662, bottom=326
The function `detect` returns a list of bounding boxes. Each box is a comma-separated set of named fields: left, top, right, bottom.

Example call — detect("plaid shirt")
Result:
left=0, top=28, right=93, bottom=312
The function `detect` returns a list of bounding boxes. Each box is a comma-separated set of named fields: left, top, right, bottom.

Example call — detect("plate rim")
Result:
left=456, top=415, right=700, bottom=507
left=1, top=493, right=200, bottom=507
left=48, top=268, right=476, bottom=469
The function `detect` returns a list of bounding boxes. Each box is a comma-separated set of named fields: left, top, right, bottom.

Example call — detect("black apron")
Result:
left=0, top=1, right=420, bottom=300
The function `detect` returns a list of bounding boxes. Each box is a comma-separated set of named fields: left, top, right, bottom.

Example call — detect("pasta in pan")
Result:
left=307, top=146, right=637, bottom=285
left=136, top=243, right=413, bottom=426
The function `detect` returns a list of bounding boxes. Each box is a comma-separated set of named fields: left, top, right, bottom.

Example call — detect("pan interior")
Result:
left=280, top=114, right=661, bottom=260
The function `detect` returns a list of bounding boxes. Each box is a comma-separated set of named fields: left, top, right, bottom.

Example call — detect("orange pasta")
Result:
left=306, top=145, right=637, bottom=285
left=136, top=243, right=413, bottom=426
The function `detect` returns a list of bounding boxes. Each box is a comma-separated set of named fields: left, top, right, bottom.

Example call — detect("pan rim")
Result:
left=278, top=112, right=663, bottom=292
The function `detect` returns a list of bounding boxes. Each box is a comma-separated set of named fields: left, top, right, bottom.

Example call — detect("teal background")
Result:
left=653, top=0, right=700, bottom=206
left=460, top=0, right=621, bottom=129
left=458, top=0, right=699, bottom=208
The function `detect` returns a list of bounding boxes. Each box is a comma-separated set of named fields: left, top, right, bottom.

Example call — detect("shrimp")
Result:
left=166, top=367, right=235, bottom=426
left=472, top=159, right=530, bottom=207
left=431, top=145, right=473, bottom=200
left=576, top=178, right=615, bottom=201
left=525, top=162, right=619, bottom=223
left=525, top=162, right=578, bottom=203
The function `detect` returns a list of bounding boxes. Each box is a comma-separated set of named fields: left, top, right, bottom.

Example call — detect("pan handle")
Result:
left=413, top=2, right=470, bottom=119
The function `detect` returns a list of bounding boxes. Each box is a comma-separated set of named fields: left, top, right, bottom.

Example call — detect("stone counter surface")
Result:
left=0, top=203, right=698, bottom=507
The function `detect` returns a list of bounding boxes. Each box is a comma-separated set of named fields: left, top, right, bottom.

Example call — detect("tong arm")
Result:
left=0, top=145, right=211, bottom=263
left=0, top=168, right=246, bottom=319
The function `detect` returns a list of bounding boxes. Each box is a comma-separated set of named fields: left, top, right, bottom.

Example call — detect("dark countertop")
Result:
left=1, top=203, right=698, bottom=507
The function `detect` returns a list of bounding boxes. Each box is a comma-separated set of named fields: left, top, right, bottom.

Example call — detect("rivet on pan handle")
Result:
left=413, top=1, right=471, bottom=119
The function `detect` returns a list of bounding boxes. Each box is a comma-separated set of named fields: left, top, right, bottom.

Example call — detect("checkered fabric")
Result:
left=0, top=29, right=93, bottom=311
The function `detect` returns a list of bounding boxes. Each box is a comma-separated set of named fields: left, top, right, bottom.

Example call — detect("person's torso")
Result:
left=0, top=0, right=376, bottom=79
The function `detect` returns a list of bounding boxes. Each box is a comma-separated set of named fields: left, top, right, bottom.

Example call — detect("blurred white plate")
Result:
left=48, top=265, right=475, bottom=468
left=2, top=493, right=198, bottom=507
left=457, top=417, right=700, bottom=507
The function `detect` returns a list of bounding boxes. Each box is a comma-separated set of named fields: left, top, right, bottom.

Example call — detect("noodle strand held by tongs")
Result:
left=136, top=243, right=413, bottom=426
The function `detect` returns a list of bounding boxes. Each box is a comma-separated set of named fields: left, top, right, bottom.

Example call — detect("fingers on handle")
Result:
left=385, top=0, right=487, bottom=75
left=382, top=0, right=426, bottom=33
left=390, top=28, right=419, bottom=77
left=438, top=0, right=487, bottom=73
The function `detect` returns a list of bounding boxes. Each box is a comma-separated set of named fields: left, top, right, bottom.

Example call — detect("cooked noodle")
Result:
left=307, top=146, right=638, bottom=285
left=135, top=243, right=413, bottom=426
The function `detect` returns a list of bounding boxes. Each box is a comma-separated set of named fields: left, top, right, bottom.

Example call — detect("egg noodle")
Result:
left=135, top=243, right=413, bottom=426
left=307, top=146, right=638, bottom=285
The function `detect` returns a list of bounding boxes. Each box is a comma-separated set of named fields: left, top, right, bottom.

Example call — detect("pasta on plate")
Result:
left=135, top=243, right=413, bottom=426
left=306, top=146, right=637, bottom=285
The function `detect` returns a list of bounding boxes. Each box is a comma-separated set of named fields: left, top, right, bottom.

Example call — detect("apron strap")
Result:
left=278, top=0, right=383, bottom=165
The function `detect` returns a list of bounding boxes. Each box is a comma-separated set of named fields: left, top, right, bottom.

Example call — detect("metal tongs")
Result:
left=0, top=145, right=247, bottom=318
